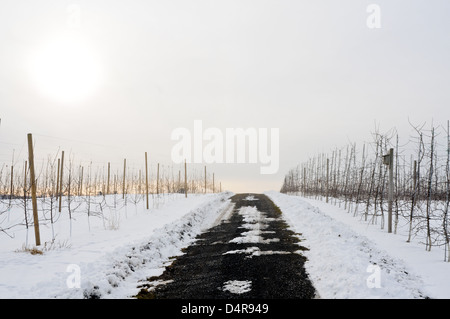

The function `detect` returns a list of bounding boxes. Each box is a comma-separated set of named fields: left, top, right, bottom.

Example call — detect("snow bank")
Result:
left=265, top=191, right=440, bottom=299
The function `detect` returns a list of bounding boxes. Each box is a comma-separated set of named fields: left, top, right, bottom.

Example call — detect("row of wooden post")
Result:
left=25, top=134, right=222, bottom=246
left=6, top=154, right=219, bottom=202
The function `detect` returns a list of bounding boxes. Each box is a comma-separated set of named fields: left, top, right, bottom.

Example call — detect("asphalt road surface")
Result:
left=136, top=193, right=316, bottom=299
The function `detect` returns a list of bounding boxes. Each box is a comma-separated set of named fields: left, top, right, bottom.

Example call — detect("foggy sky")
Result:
left=1, top=0, right=450, bottom=192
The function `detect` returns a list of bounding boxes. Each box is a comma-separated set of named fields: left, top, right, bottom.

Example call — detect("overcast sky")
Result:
left=1, top=0, right=450, bottom=193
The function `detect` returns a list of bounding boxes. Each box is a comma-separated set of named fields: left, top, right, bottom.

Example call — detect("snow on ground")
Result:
left=266, top=191, right=450, bottom=299
left=2, top=190, right=448, bottom=299
left=222, top=280, right=252, bottom=294
left=0, top=192, right=233, bottom=299
left=229, top=206, right=278, bottom=244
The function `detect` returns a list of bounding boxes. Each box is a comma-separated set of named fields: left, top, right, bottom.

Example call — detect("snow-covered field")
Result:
left=1, top=191, right=448, bottom=299
left=266, top=191, right=450, bottom=299
left=0, top=193, right=233, bottom=298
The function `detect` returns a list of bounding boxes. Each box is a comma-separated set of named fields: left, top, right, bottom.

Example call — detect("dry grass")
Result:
left=15, top=238, right=72, bottom=255
left=15, top=245, right=44, bottom=255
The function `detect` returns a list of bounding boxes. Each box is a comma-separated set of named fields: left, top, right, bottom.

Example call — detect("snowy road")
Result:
left=135, top=194, right=316, bottom=299
left=1, top=191, right=444, bottom=299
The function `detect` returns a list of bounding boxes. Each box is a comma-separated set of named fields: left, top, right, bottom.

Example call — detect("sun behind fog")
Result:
left=30, top=36, right=102, bottom=103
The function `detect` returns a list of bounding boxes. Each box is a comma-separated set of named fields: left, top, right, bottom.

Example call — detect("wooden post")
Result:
left=138, top=169, right=141, bottom=194
left=326, top=158, right=329, bottom=203
left=157, top=163, right=160, bottom=195
left=79, top=166, right=84, bottom=196
left=102, top=168, right=105, bottom=196
left=184, top=159, right=187, bottom=198
left=122, top=159, right=126, bottom=199
left=93, top=167, right=97, bottom=196
left=9, top=164, right=14, bottom=201
left=386, top=148, right=394, bottom=233
left=107, top=162, right=110, bottom=195
left=27, top=134, right=41, bottom=246
left=303, top=167, right=306, bottom=196
left=58, top=151, right=64, bottom=213
left=145, top=152, right=149, bottom=209
left=56, top=158, right=60, bottom=198
left=23, top=161, right=28, bottom=229
left=67, top=160, right=72, bottom=202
